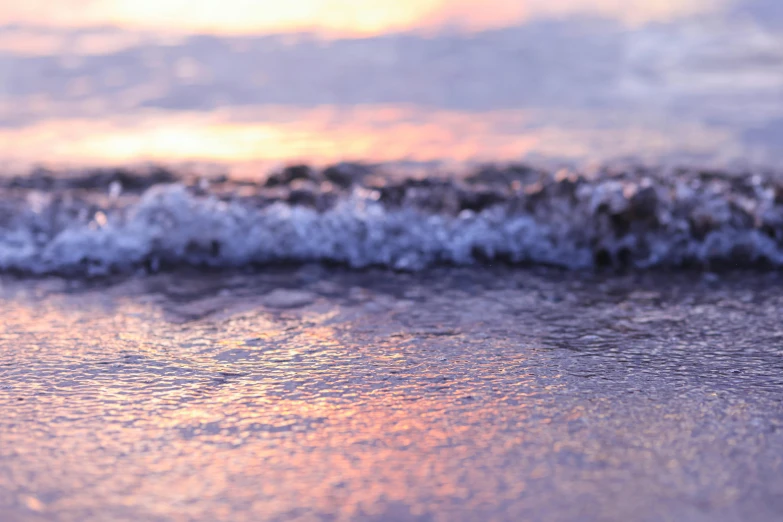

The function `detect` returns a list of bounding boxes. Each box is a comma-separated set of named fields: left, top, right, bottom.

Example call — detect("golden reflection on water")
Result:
left=0, top=106, right=733, bottom=174
left=0, top=0, right=718, bottom=36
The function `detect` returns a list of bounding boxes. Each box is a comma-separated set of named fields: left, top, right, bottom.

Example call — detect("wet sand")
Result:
left=1, top=267, right=782, bottom=521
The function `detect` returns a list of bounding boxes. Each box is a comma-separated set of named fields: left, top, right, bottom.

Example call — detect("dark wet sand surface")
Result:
left=1, top=268, right=782, bottom=521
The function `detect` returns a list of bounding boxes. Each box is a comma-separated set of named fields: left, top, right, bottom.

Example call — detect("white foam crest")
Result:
left=0, top=184, right=593, bottom=275
left=2, top=175, right=783, bottom=275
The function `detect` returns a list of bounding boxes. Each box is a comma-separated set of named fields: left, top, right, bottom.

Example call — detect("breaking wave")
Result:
left=1, top=163, right=782, bottom=275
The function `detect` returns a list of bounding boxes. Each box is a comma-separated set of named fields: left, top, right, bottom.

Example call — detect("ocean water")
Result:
left=2, top=1, right=783, bottom=520
left=0, top=0, right=782, bottom=171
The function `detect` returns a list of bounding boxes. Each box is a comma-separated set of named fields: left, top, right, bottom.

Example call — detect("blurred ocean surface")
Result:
left=0, top=0, right=782, bottom=173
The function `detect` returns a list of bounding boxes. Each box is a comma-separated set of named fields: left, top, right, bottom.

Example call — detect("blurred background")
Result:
left=1, top=0, right=781, bottom=176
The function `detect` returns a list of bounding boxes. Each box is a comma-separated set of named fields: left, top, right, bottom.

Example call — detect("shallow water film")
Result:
left=1, top=268, right=782, bottom=521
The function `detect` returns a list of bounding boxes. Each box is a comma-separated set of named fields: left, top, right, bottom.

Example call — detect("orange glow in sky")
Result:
left=1, top=0, right=720, bottom=36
